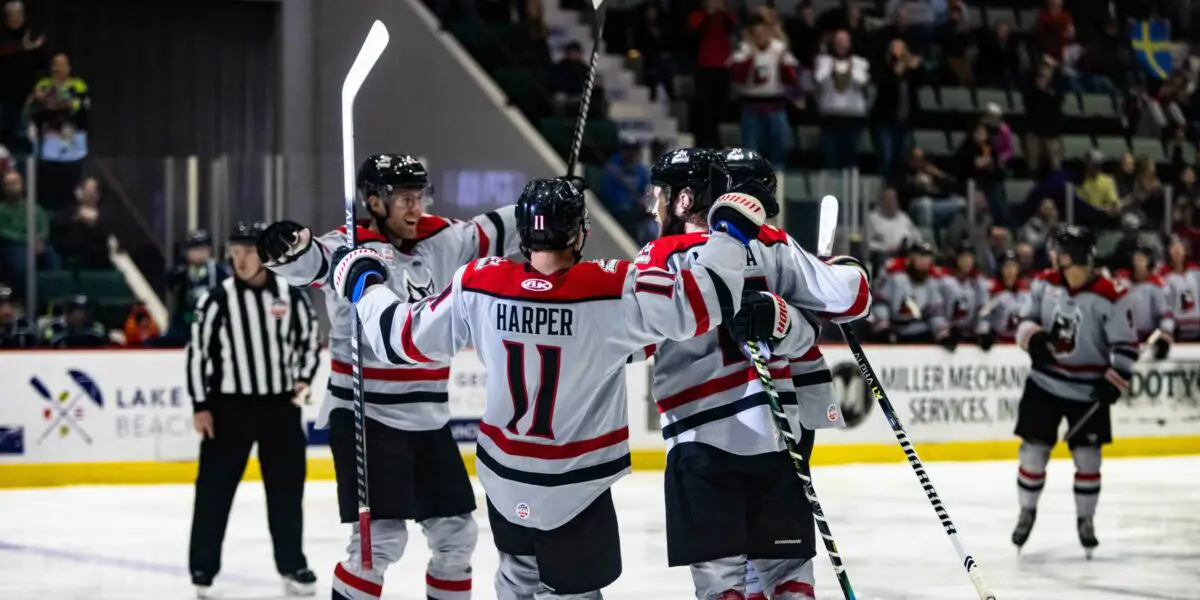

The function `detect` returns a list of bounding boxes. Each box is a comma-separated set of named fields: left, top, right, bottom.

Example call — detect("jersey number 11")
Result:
left=502, top=341, right=562, bottom=439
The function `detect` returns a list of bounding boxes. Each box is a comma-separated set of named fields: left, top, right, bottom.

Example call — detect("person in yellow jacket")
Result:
left=26, top=52, right=89, bottom=162
left=1077, top=149, right=1121, bottom=216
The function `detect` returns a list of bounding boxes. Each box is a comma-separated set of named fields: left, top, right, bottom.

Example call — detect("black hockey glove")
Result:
left=330, top=247, right=389, bottom=302
left=1153, top=335, right=1171, bottom=361
left=258, top=220, right=309, bottom=265
left=707, top=192, right=766, bottom=245
left=978, top=330, right=997, bottom=352
left=938, top=327, right=959, bottom=352
left=1026, top=330, right=1056, bottom=368
left=1091, top=378, right=1122, bottom=406
left=728, top=291, right=792, bottom=349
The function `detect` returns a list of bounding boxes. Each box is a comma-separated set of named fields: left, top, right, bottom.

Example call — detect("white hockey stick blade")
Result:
left=341, top=20, right=390, bottom=208
left=817, top=195, right=839, bottom=257
left=590, top=0, right=604, bottom=10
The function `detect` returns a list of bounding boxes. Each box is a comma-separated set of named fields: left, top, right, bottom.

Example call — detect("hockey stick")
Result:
left=565, top=0, right=607, bottom=177
left=744, top=195, right=857, bottom=599
left=836, top=325, right=998, bottom=599
left=341, top=19, right=389, bottom=571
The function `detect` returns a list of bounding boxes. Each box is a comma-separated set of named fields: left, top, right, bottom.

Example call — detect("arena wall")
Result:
left=2, top=345, right=1198, bottom=487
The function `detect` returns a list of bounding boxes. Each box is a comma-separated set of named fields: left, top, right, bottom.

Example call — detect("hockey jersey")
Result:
left=1155, top=263, right=1200, bottom=341
left=1114, top=269, right=1174, bottom=342
left=872, top=258, right=947, bottom=339
left=268, top=210, right=518, bottom=431
left=1016, top=270, right=1138, bottom=402
left=940, top=269, right=990, bottom=338
left=975, top=277, right=1030, bottom=342
left=639, top=225, right=870, bottom=457
left=355, top=232, right=749, bottom=530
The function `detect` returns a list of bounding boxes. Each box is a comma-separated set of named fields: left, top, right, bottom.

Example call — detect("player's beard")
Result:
left=907, top=263, right=929, bottom=283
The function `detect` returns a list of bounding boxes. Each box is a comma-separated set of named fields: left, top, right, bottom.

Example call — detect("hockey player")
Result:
left=1012, top=225, right=1138, bottom=557
left=1114, top=244, right=1173, bottom=358
left=0, top=284, right=37, bottom=348
left=940, top=241, right=989, bottom=344
left=975, top=250, right=1029, bottom=350
left=41, top=295, right=109, bottom=348
left=642, top=148, right=870, bottom=600
left=256, top=154, right=519, bottom=600
left=338, top=176, right=769, bottom=598
left=163, top=229, right=230, bottom=346
left=870, top=241, right=954, bottom=348
left=1155, top=235, right=1199, bottom=342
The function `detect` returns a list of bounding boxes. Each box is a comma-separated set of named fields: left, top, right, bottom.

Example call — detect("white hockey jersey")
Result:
left=638, top=225, right=870, bottom=457
left=268, top=211, right=518, bottom=431
left=940, top=268, right=990, bottom=338
left=356, top=232, right=749, bottom=530
left=871, top=258, right=947, bottom=339
left=1155, top=263, right=1200, bottom=341
left=975, top=277, right=1030, bottom=343
left=1114, top=269, right=1175, bottom=342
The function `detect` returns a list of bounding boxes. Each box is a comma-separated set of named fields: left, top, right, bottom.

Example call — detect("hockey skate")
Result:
left=1078, top=517, right=1099, bottom=559
left=282, top=568, right=317, bottom=596
left=191, top=571, right=213, bottom=599
left=1011, top=508, right=1036, bottom=550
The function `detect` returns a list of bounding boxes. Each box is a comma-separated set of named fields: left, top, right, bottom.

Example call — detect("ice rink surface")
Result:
left=1, top=456, right=1196, bottom=599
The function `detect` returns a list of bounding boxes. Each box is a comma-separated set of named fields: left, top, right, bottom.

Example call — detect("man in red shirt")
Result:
left=1035, top=0, right=1073, bottom=61
left=688, top=0, right=735, bottom=148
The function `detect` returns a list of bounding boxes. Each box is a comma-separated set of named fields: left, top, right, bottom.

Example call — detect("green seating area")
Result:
left=36, top=269, right=137, bottom=328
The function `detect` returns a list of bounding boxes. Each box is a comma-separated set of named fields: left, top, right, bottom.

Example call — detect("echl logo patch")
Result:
left=1181, top=289, right=1196, bottom=313
left=1048, top=304, right=1083, bottom=358
left=403, top=270, right=435, bottom=302
left=952, top=295, right=970, bottom=320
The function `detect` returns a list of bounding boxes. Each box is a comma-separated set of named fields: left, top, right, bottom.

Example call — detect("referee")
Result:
left=186, top=221, right=321, bottom=598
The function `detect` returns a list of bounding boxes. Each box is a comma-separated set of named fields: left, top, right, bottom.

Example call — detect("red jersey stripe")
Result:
left=474, top=222, right=490, bottom=259
left=330, top=360, right=449, bottom=381
left=401, top=310, right=434, bottom=363
left=478, top=421, right=629, bottom=460
left=656, top=365, right=791, bottom=412
left=680, top=269, right=709, bottom=336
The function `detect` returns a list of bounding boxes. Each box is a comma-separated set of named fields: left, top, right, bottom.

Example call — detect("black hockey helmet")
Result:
left=721, top=147, right=778, bottom=218
left=357, top=154, right=431, bottom=209
left=515, top=177, right=590, bottom=260
left=1052, top=225, right=1095, bottom=266
left=228, top=221, right=268, bottom=245
left=647, top=148, right=731, bottom=235
left=185, top=228, right=213, bottom=248
left=64, top=294, right=90, bottom=313
left=0, top=284, right=12, bottom=303
left=999, top=248, right=1020, bottom=265
left=907, top=240, right=936, bottom=256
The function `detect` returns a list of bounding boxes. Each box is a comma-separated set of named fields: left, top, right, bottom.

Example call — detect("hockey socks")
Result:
left=1016, top=442, right=1051, bottom=511
left=1071, top=445, right=1102, bottom=519
left=426, top=573, right=472, bottom=600
left=332, top=563, right=382, bottom=600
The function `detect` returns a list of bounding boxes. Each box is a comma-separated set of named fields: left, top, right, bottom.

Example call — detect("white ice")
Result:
left=1, top=456, right=1196, bottom=599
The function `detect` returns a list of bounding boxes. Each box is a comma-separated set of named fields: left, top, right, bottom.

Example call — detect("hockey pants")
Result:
left=331, top=514, right=478, bottom=600
left=692, top=557, right=815, bottom=599
left=494, top=553, right=602, bottom=600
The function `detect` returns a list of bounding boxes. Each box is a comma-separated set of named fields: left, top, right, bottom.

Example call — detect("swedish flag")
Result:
left=1130, top=19, right=1173, bottom=80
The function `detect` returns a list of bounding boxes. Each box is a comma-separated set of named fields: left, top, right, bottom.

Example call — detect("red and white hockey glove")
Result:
left=728, top=291, right=791, bottom=353
left=708, top=192, right=766, bottom=245
left=330, top=247, right=389, bottom=302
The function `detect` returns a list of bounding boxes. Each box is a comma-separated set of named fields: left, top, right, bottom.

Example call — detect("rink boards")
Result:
left=2, top=344, right=1199, bottom=487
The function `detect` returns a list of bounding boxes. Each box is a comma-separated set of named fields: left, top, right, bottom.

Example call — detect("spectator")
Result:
left=1034, top=0, right=1073, bottom=61
left=1087, top=20, right=1130, bottom=91
left=1014, top=241, right=1041, bottom=275
left=816, top=1, right=869, bottom=51
left=29, top=53, right=90, bottom=212
left=954, top=122, right=1008, bottom=225
left=974, top=21, right=1021, bottom=88
left=871, top=38, right=923, bottom=177
left=784, top=2, right=821, bottom=68
left=1023, top=61, right=1065, bottom=172
left=885, top=0, right=940, bottom=43
left=51, top=177, right=113, bottom=270
left=122, top=303, right=160, bottom=347
left=512, top=0, right=552, bottom=67
left=1145, top=72, right=1192, bottom=136
left=0, top=1, right=44, bottom=137
left=0, top=283, right=35, bottom=347
left=897, top=146, right=961, bottom=231
left=600, top=142, right=653, bottom=243
left=1176, top=165, right=1200, bottom=227
left=936, top=3, right=974, bottom=86
left=867, top=186, right=923, bottom=258
left=632, top=2, right=675, bottom=102
left=552, top=41, right=590, bottom=99
left=984, top=225, right=1011, bottom=270
left=159, top=229, right=227, bottom=347
left=1128, top=155, right=1164, bottom=224
left=814, top=30, right=870, bottom=169
left=1018, top=197, right=1060, bottom=248
left=980, top=103, right=1014, bottom=168
left=754, top=5, right=788, bottom=42
left=1110, top=212, right=1158, bottom=270
left=731, top=16, right=799, bottom=169
left=40, top=294, right=108, bottom=348
left=0, top=170, right=57, bottom=291
left=688, top=0, right=736, bottom=148
left=1114, top=152, right=1136, bottom=200
left=875, top=8, right=926, bottom=61
left=945, top=191, right=995, bottom=256
left=1077, top=150, right=1121, bottom=217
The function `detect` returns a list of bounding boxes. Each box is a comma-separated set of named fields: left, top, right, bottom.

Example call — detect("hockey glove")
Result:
left=978, top=330, right=997, bottom=352
left=330, top=247, right=388, bottom=303
left=258, top=220, right=310, bottom=265
left=1153, top=335, right=1171, bottom=361
left=708, top=192, right=766, bottom=245
left=728, top=291, right=792, bottom=350
left=1026, top=330, right=1056, bottom=367
left=938, top=327, right=959, bottom=352
left=826, top=255, right=870, bottom=285
left=1091, top=378, right=1122, bottom=406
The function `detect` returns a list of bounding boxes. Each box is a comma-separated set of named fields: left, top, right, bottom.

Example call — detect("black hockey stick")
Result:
left=565, top=0, right=607, bottom=177
left=744, top=340, right=857, bottom=600
left=340, top=20, right=389, bottom=571
left=837, top=324, right=998, bottom=600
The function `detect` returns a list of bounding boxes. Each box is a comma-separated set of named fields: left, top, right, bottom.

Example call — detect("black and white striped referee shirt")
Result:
left=186, top=274, right=320, bottom=409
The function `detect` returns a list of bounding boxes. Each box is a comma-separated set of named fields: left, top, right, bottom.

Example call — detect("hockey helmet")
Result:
left=1052, top=225, right=1095, bottom=266
left=646, top=148, right=731, bottom=234
left=357, top=154, right=430, bottom=208
left=907, top=240, right=936, bottom=256
left=0, top=284, right=12, bottom=304
left=515, top=177, right=590, bottom=260
left=185, top=228, right=213, bottom=248
left=999, top=249, right=1020, bottom=265
left=228, top=221, right=268, bottom=245
left=722, top=147, right=779, bottom=219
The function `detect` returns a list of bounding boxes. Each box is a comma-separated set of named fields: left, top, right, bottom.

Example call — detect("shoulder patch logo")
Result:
left=592, top=259, right=620, bottom=273
left=634, top=243, right=653, bottom=265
